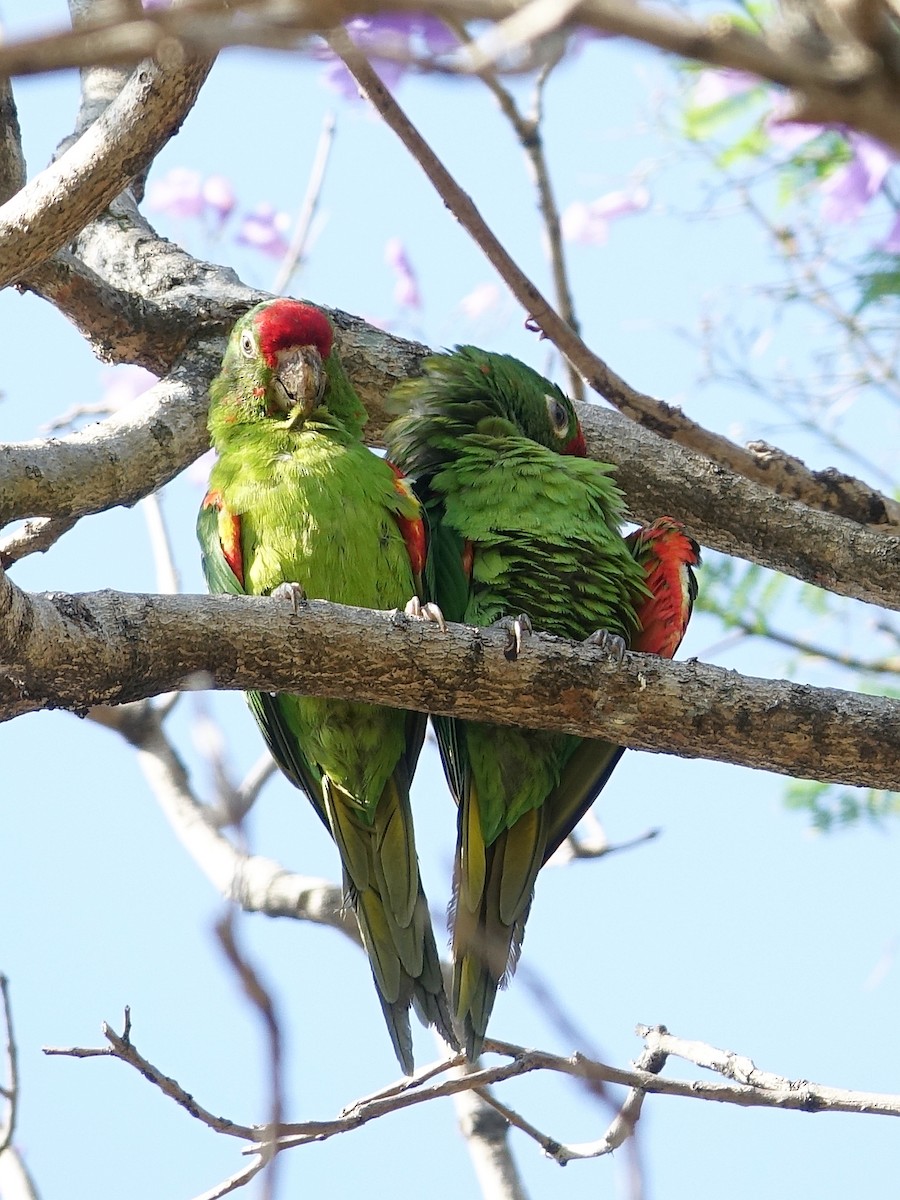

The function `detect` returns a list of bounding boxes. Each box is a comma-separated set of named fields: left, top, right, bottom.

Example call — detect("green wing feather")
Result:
left=388, top=348, right=649, bottom=1058
left=199, top=304, right=458, bottom=1073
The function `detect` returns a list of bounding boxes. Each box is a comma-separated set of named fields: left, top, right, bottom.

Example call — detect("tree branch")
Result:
left=4, top=582, right=900, bottom=789
left=0, top=53, right=212, bottom=288
left=87, top=702, right=351, bottom=932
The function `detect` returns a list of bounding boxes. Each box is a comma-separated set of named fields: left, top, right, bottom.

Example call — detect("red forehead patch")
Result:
left=255, top=300, right=334, bottom=366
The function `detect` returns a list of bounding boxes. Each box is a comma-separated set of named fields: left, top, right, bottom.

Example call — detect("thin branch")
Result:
left=0, top=976, right=18, bottom=1155
left=547, top=822, right=660, bottom=864
left=0, top=0, right=885, bottom=93
left=448, top=17, right=583, bottom=399
left=272, top=109, right=337, bottom=296
left=215, top=918, right=284, bottom=1200
left=0, top=516, right=79, bottom=570
left=0, top=1146, right=40, bottom=1200
left=44, top=1011, right=256, bottom=1139
left=44, top=1018, right=900, bottom=1176
left=86, top=701, right=352, bottom=933
left=190, top=1156, right=266, bottom=1200
left=141, top=491, right=180, bottom=595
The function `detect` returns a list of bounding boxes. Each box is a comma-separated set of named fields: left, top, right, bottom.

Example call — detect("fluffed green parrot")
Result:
left=197, top=298, right=457, bottom=1073
left=385, top=347, right=699, bottom=1058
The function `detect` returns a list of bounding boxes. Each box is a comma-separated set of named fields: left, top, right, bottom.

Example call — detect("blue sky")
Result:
left=2, top=4, right=899, bottom=1199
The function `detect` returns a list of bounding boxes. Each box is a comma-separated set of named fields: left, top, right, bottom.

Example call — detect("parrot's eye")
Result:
left=240, top=330, right=256, bottom=358
left=545, top=394, right=570, bottom=438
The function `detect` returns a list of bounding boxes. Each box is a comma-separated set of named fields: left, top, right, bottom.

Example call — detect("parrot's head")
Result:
left=208, top=299, right=338, bottom=442
left=510, top=374, right=586, bottom=457
left=386, top=346, right=587, bottom=475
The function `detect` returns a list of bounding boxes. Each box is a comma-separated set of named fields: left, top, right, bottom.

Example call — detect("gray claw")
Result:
left=585, top=629, right=626, bottom=666
left=495, top=612, right=533, bottom=661
left=271, top=581, right=307, bottom=615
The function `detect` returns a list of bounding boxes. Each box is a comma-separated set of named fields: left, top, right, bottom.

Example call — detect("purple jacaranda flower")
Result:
left=385, top=236, right=422, bottom=309
left=692, top=69, right=757, bottom=108
left=201, top=174, right=236, bottom=225
left=319, top=15, right=457, bottom=99
left=147, top=167, right=205, bottom=220
left=821, top=134, right=894, bottom=224
left=236, top=203, right=291, bottom=259
left=561, top=186, right=650, bottom=246
left=767, top=118, right=825, bottom=154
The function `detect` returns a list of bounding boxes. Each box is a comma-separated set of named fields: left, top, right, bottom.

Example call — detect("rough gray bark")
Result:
left=3, top=577, right=899, bottom=790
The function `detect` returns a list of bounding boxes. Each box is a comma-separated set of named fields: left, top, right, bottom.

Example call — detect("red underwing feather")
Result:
left=629, top=517, right=700, bottom=658
left=203, top=488, right=244, bottom=586
left=388, top=462, right=427, bottom=578
left=255, top=300, right=333, bottom=368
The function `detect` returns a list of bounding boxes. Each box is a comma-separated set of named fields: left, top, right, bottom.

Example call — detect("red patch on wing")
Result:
left=461, top=539, right=474, bottom=580
left=203, top=489, right=244, bottom=587
left=629, top=517, right=699, bottom=658
left=563, top=422, right=587, bottom=457
left=388, top=462, right=426, bottom=578
left=255, top=300, right=333, bottom=368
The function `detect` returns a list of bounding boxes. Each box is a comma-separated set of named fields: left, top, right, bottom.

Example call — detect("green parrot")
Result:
left=385, top=347, right=698, bottom=1058
left=197, top=298, right=457, bottom=1073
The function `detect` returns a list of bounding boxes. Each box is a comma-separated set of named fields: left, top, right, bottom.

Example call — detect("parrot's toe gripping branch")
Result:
left=584, top=628, right=626, bottom=667
left=271, top=581, right=308, bottom=615
left=494, top=612, right=533, bottom=661
left=394, top=595, right=448, bottom=632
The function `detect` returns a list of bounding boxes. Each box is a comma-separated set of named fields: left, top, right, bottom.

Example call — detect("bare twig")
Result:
left=141, top=491, right=180, bottom=594
left=44, top=1010, right=256, bottom=1139
left=272, top=110, right=337, bottom=295
left=0, top=976, right=19, bottom=1155
left=547, top=820, right=660, bottom=864
left=0, top=515, right=80, bottom=569
left=216, top=918, right=284, bottom=1200
left=43, top=1018, right=900, bottom=1176
left=86, top=701, right=352, bottom=934
left=448, top=18, right=583, bottom=398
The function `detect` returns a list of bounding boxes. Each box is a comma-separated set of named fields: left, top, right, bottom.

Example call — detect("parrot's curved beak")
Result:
left=273, top=345, right=326, bottom=419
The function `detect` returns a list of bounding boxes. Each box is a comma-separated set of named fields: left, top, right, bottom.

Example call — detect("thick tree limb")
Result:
left=0, top=348, right=217, bottom=532
left=3, top=579, right=900, bottom=789
left=0, top=53, right=212, bottom=289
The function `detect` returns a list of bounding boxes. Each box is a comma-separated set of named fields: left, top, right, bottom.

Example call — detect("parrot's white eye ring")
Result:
left=240, top=330, right=255, bottom=358
left=545, top=394, right=569, bottom=438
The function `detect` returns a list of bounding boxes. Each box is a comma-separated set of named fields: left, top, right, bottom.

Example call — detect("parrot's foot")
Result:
left=271, top=581, right=308, bottom=615
left=584, top=628, right=626, bottom=666
left=493, top=613, right=533, bottom=661
left=390, top=595, right=448, bottom=632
